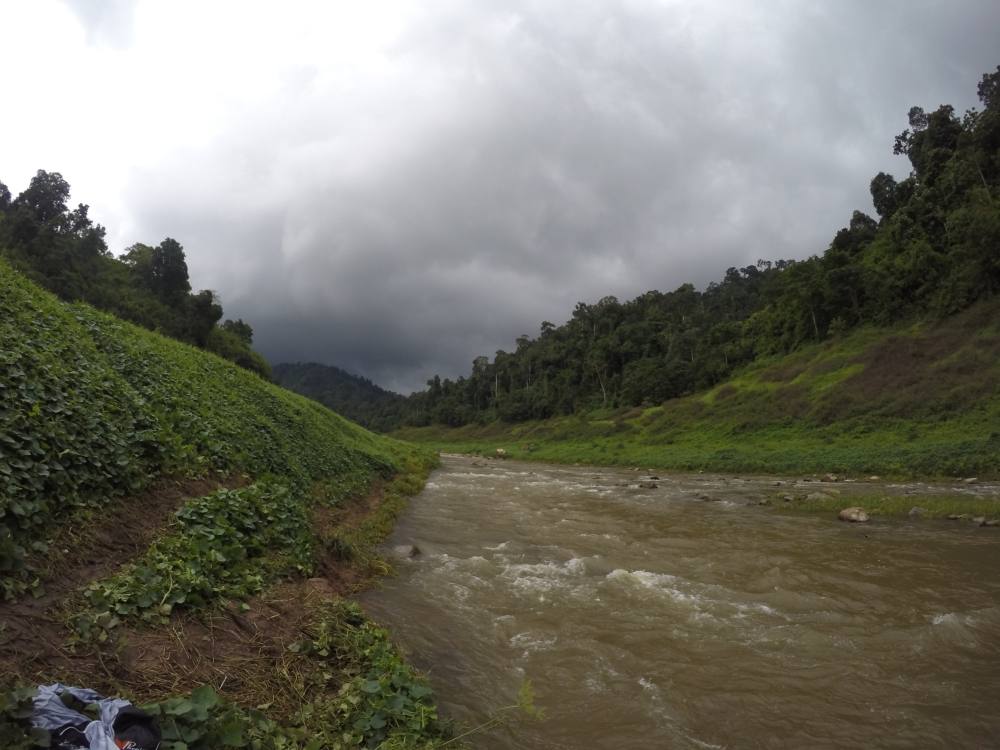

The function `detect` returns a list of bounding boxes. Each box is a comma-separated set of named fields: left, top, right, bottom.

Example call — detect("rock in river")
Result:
left=838, top=507, right=870, bottom=523
left=393, top=544, right=422, bottom=558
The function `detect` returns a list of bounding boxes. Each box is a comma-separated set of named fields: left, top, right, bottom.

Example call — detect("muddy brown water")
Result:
left=362, top=455, right=1000, bottom=749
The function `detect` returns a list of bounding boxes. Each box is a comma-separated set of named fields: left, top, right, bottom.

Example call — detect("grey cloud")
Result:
left=113, top=1, right=999, bottom=392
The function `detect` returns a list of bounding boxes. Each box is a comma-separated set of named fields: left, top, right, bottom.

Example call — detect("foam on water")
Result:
left=509, top=631, right=558, bottom=653
left=931, top=611, right=974, bottom=626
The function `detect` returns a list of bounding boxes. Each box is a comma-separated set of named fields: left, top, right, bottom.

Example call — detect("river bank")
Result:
left=401, top=427, right=1000, bottom=523
left=0, top=452, right=458, bottom=749
left=396, top=417, right=999, bottom=482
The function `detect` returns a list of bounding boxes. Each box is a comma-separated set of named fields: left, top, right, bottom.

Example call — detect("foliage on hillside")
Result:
left=398, top=66, right=1000, bottom=428
left=273, top=362, right=409, bottom=432
left=0, top=260, right=407, bottom=597
left=396, top=297, right=1000, bottom=478
left=0, top=170, right=270, bottom=377
left=1, top=261, right=452, bottom=746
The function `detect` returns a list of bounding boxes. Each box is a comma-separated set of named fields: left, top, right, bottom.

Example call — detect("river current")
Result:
left=361, top=455, right=1000, bottom=748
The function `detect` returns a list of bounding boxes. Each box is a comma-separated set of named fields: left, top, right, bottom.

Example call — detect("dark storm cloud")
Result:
left=106, top=1, right=999, bottom=393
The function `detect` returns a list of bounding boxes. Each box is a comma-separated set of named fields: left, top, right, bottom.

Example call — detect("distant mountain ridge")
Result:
left=272, top=362, right=407, bottom=432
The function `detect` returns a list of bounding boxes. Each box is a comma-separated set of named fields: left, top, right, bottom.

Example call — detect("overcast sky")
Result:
left=2, top=1, right=998, bottom=392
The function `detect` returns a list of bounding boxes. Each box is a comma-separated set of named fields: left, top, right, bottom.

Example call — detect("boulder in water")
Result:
left=908, top=506, right=927, bottom=518
left=981, top=519, right=999, bottom=527
left=393, top=544, right=422, bottom=558
left=838, top=507, right=870, bottom=523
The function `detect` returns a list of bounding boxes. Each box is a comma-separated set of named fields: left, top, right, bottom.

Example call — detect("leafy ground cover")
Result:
left=0, top=260, right=401, bottom=598
left=73, top=480, right=317, bottom=639
left=396, top=300, right=1000, bottom=480
left=0, top=263, right=460, bottom=747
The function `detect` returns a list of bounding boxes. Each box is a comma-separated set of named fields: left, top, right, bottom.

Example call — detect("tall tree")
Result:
left=150, top=237, right=191, bottom=302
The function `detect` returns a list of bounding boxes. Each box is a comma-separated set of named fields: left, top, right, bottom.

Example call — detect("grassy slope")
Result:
left=1, top=259, right=416, bottom=585
left=396, top=299, right=1000, bottom=479
left=0, top=262, right=456, bottom=748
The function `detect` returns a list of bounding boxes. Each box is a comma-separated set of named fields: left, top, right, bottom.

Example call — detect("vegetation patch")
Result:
left=1, top=600, right=452, bottom=749
left=73, top=480, right=317, bottom=639
left=0, top=261, right=404, bottom=598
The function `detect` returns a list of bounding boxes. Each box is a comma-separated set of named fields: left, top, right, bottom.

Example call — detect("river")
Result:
left=361, top=455, right=1000, bottom=748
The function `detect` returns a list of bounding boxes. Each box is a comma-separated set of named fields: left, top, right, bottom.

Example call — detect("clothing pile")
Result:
left=31, top=684, right=161, bottom=750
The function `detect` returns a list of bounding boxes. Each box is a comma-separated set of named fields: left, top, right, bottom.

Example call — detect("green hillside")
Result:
left=273, top=361, right=408, bottom=432
left=0, top=170, right=271, bottom=378
left=396, top=297, right=1000, bottom=479
left=394, top=67, right=1000, bottom=430
left=0, top=261, right=454, bottom=749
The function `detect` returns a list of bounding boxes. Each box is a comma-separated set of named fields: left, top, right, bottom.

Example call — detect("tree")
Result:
left=221, top=318, right=254, bottom=345
left=870, top=172, right=899, bottom=220
left=150, top=237, right=191, bottom=301
left=895, top=105, right=962, bottom=184
left=15, top=170, right=70, bottom=225
left=120, top=243, right=160, bottom=297
left=978, top=65, right=1000, bottom=111
left=186, top=289, right=223, bottom=346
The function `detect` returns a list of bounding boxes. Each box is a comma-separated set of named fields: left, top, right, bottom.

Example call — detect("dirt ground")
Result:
left=0, top=478, right=386, bottom=711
